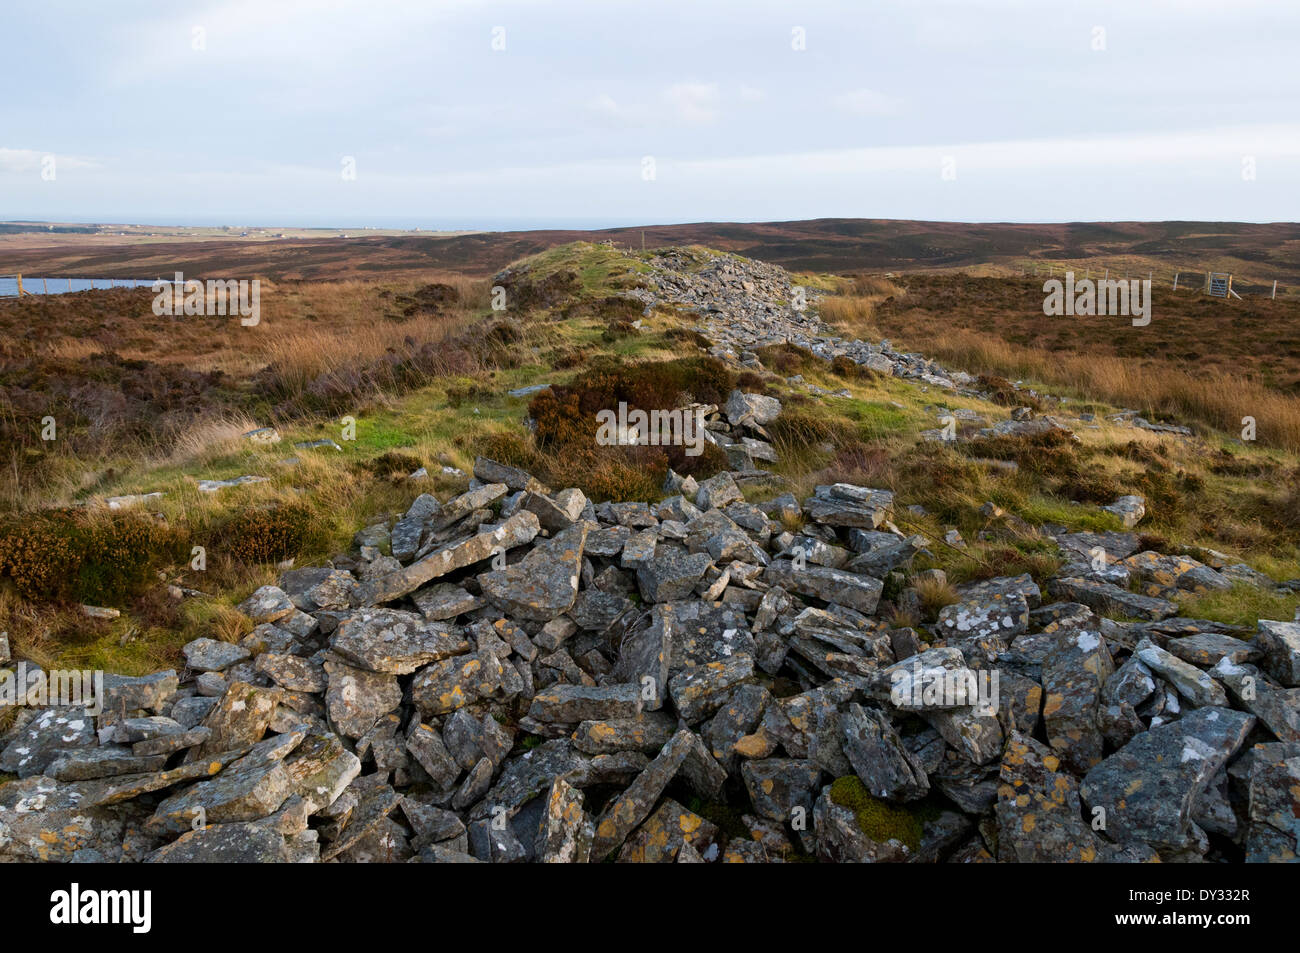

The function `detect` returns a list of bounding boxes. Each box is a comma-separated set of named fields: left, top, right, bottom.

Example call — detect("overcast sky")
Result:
left=2, top=0, right=1297, bottom=228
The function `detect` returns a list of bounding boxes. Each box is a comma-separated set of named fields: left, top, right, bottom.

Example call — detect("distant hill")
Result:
left=3, top=219, right=1298, bottom=289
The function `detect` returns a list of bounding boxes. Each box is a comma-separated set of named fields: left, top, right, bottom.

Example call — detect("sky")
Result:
left=1, top=0, right=1298, bottom=229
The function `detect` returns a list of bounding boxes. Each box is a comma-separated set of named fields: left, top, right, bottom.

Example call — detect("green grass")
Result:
left=514, top=241, right=652, bottom=296
left=54, top=618, right=197, bottom=677
left=1175, top=584, right=1300, bottom=629
left=1019, top=497, right=1126, bottom=533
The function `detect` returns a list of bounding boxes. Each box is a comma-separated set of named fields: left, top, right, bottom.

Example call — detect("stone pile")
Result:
left=4, top=449, right=1298, bottom=863
left=625, top=249, right=978, bottom=393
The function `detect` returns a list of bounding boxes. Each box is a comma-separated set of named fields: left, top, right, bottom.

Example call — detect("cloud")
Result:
left=664, top=83, right=722, bottom=124
left=588, top=94, right=623, bottom=119
left=834, top=89, right=904, bottom=117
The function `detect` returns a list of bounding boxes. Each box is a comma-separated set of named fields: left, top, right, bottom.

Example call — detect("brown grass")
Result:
left=916, top=326, right=1300, bottom=451
left=210, top=605, right=254, bottom=644
left=913, top=575, right=961, bottom=620
left=818, top=275, right=905, bottom=335
left=835, top=272, right=1300, bottom=451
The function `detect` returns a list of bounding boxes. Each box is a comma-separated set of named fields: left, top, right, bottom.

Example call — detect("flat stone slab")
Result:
left=478, top=521, right=588, bottom=622
left=528, top=684, right=642, bottom=724
left=365, top=512, right=539, bottom=605
left=1081, top=706, right=1254, bottom=855
left=330, top=609, right=470, bottom=674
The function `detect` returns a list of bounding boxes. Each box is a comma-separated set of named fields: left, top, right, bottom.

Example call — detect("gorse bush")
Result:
left=964, top=428, right=1081, bottom=480
left=361, top=451, right=424, bottom=479
left=0, top=509, right=178, bottom=604
left=214, top=503, right=317, bottom=566
left=753, top=343, right=820, bottom=376
left=530, top=355, right=735, bottom=451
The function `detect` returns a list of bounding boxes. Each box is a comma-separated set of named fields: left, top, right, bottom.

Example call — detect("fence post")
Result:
left=43, top=278, right=48, bottom=294
left=1173, top=272, right=1179, bottom=290
left=67, top=277, right=71, bottom=292
left=1272, top=280, right=1278, bottom=300
left=15, top=274, right=22, bottom=296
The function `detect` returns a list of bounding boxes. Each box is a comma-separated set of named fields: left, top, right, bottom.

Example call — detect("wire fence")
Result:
left=0, top=274, right=160, bottom=298
left=1017, top=261, right=1286, bottom=300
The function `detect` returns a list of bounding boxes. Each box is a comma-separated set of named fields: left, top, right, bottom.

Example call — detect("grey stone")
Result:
left=182, top=638, right=250, bottom=673
left=840, top=703, right=929, bottom=802
left=236, top=585, right=295, bottom=624
left=330, top=608, right=469, bottom=674
left=763, top=559, right=883, bottom=614
left=478, top=522, right=588, bottom=622
left=1081, top=707, right=1254, bottom=855
left=364, top=511, right=540, bottom=605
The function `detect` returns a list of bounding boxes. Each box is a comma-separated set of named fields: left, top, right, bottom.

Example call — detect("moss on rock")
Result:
left=829, top=776, right=923, bottom=852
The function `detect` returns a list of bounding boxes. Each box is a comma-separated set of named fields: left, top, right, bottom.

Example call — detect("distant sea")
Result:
left=0, top=277, right=158, bottom=297
left=8, top=216, right=659, bottom=232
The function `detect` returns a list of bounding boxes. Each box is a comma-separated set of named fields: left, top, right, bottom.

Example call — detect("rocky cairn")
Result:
left=3, top=434, right=1297, bottom=862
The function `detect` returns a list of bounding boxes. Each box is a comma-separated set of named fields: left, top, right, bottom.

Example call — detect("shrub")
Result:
left=530, top=355, right=735, bottom=451
left=1055, top=463, right=1123, bottom=504
left=446, top=383, right=490, bottom=409
left=964, top=428, right=1081, bottom=480
left=475, top=424, right=725, bottom=504
left=552, top=348, right=587, bottom=369
left=475, top=431, right=546, bottom=473
left=0, top=509, right=178, bottom=604
left=663, top=327, right=710, bottom=349
left=362, top=451, right=424, bottom=478
left=601, top=320, right=640, bottom=342
left=1117, top=440, right=1170, bottom=468
left=495, top=268, right=580, bottom=311
left=977, top=374, right=1042, bottom=410
left=767, top=411, right=858, bottom=449
left=891, top=446, right=993, bottom=525
left=591, top=296, right=644, bottom=322
left=0, top=515, right=81, bottom=602
left=830, top=355, right=861, bottom=379
left=814, top=443, right=893, bottom=488
left=215, top=503, right=315, bottom=566
left=753, top=343, right=819, bottom=376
